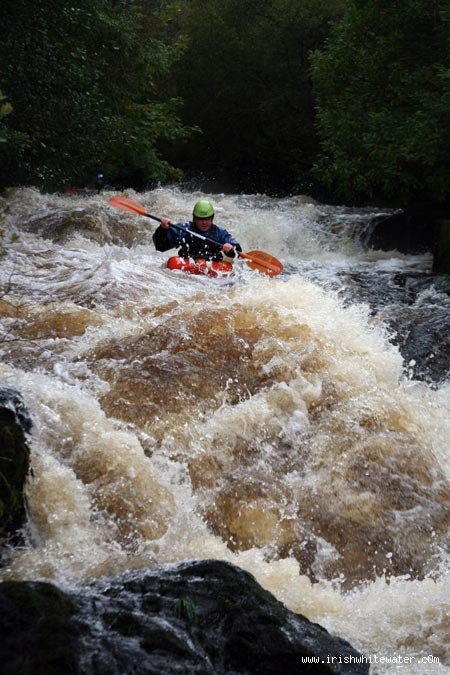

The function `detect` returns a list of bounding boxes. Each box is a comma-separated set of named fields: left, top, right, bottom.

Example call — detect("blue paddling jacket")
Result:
left=153, top=221, right=241, bottom=262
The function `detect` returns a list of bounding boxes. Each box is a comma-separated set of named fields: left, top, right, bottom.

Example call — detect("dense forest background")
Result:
left=1, top=0, right=449, bottom=207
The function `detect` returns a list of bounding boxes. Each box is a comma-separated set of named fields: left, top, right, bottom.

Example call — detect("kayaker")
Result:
left=93, top=173, right=105, bottom=193
left=152, top=200, right=242, bottom=262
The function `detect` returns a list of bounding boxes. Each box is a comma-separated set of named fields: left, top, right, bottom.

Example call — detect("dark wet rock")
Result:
left=342, top=270, right=450, bottom=313
left=391, top=272, right=450, bottom=298
left=0, top=560, right=369, bottom=674
left=364, top=209, right=433, bottom=254
left=362, top=201, right=450, bottom=256
left=433, top=218, right=450, bottom=273
left=330, top=270, right=450, bottom=317
left=23, top=208, right=110, bottom=244
left=363, top=200, right=450, bottom=274
left=0, top=581, right=79, bottom=675
left=380, top=291, right=450, bottom=383
left=337, top=272, right=450, bottom=384
left=0, top=388, right=32, bottom=433
left=0, top=389, right=31, bottom=546
left=340, top=272, right=419, bottom=313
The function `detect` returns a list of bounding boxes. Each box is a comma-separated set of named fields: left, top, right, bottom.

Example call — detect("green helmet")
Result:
left=193, top=200, right=214, bottom=219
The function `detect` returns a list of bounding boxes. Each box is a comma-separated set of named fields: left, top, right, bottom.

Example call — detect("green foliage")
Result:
left=104, top=96, right=191, bottom=187
left=174, top=595, right=197, bottom=624
left=0, top=91, right=12, bottom=144
left=2, top=0, right=448, bottom=202
left=0, top=89, right=30, bottom=167
left=0, top=0, right=194, bottom=190
left=311, top=0, right=450, bottom=205
left=163, top=0, right=344, bottom=192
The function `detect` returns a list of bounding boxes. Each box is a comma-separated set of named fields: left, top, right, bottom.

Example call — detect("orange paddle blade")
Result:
left=108, top=196, right=149, bottom=217
left=239, top=250, right=283, bottom=277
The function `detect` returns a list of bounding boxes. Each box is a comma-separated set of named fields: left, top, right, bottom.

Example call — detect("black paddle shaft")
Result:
left=146, top=213, right=223, bottom=249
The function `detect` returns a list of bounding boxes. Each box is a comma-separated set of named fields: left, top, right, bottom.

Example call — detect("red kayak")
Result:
left=65, top=187, right=97, bottom=196
left=167, top=256, right=233, bottom=278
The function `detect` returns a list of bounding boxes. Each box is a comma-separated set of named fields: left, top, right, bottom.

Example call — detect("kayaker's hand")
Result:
left=160, top=217, right=171, bottom=229
left=222, top=243, right=235, bottom=257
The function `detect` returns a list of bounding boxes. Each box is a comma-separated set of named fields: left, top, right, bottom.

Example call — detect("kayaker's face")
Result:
left=194, top=216, right=213, bottom=232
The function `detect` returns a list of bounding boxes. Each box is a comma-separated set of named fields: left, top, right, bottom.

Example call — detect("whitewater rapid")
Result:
left=0, top=187, right=449, bottom=673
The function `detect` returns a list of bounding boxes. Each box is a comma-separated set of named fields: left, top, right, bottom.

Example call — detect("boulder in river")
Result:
left=0, top=559, right=369, bottom=674
left=0, top=388, right=31, bottom=548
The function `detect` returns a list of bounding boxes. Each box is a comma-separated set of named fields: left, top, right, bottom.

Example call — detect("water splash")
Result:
left=0, top=187, right=448, bottom=671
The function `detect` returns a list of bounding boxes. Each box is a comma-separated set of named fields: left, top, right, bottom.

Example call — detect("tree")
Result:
left=311, top=0, right=450, bottom=205
left=163, top=0, right=344, bottom=193
left=0, top=90, right=30, bottom=180
left=0, top=0, right=193, bottom=190
left=0, top=92, right=12, bottom=144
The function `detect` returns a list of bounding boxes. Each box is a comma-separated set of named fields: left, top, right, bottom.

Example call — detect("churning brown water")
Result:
left=0, top=187, right=449, bottom=673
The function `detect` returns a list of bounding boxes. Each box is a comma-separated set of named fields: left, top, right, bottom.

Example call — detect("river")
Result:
left=0, top=186, right=449, bottom=673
